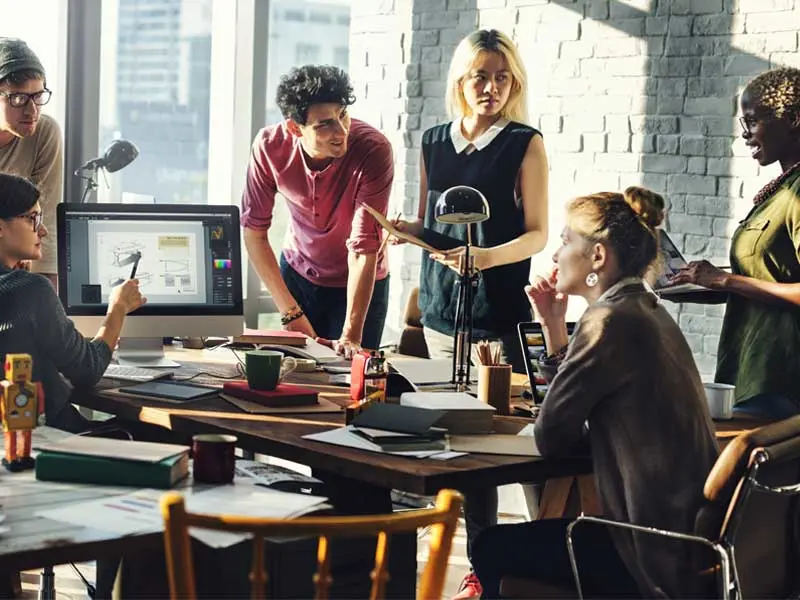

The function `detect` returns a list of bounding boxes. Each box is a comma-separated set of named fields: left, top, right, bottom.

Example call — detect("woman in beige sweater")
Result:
left=471, top=187, right=718, bottom=598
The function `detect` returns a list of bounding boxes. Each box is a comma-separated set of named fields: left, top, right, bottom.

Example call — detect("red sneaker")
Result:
left=452, top=571, right=482, bottom=599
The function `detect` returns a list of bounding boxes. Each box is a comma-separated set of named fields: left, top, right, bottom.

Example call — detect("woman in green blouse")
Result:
left=671, top=67, right=800, bottom=419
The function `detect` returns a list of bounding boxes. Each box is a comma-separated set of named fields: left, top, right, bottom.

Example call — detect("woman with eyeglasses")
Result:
left=0, top=38, right=62, bottom=285
left=670, top=67, right=800, bottom=419
left=0, top=174, right=145, bottom=432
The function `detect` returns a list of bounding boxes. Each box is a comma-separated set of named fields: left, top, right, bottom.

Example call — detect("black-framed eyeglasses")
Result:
left=15, top=212, right=43, bottom=232
left=739, top=115, right=759, bottom=134
left=0, top=89, right=52, bottom=109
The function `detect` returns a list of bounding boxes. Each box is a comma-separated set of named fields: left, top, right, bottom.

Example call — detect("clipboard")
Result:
left=361, top=204, right=439, bottom=253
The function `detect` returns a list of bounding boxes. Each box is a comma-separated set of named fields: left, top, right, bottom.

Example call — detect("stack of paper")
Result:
left=400, top=391, right=495, bottom=434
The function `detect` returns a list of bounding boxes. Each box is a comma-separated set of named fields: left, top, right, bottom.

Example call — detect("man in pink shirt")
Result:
left=241, top=65, right=393, bottom=357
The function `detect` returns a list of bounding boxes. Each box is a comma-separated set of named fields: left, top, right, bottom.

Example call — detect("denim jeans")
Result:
left=280, top=254, right=389, bottom=350
left=733, top=393, right=800, bottom=420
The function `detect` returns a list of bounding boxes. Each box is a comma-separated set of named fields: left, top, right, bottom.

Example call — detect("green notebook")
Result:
left=35, top=450, right=189, bottom=489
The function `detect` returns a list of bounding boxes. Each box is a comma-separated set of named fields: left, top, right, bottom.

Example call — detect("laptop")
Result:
left=517, top=321, right=576, bottom=404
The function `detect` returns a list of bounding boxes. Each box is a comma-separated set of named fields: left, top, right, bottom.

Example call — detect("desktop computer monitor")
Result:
left=57, top=203, right=244, bottom=367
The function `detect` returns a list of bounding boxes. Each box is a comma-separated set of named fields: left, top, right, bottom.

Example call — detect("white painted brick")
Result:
left=560, top=41, right=594, bottom=59
left=582, top=19, right=642, bottom=41
left=573, top=171, right=621, bottom=194
left=421, top=80, right=446, bottom=97
left=668, top=16, right=694, bottom=37
left=667, top=175, right=717, bottom=195
left=609, top=0, right=649, bottom=18
left=539, top=114, right=562, bottom=133
left=712, top=217, right=735, bottom=237
left=670, top=0, right=724, bottom=14
left=680, top=136, right=733, bottom=157
left=537, top=21, right=580, bottom=42
left=746, top=12, right=800, bottom=33
left=693, top=14, right=745, bottom=35
left=594, top=152, right=641, bottom=172
left=632, top=134, right=656, bottom=153
left=704, top=335, right=721, bottom=356
left=684, top=234, right=709, bottom=254
left=593, top=38, right=646, bottom=58
left=563, top=114, right=604, bottom=133
left=771, top=52, right=800, bottom=69
left=765, top=32, right=799, bottom=52
left=726, top=34, right=767, bottom=54
left=547, top=133, right=583, bottom=153
left=718, top=177, right=744, bottom=198
left=446, top=0, right=472, bottom=9
left=707, top=157, right=759, bottom=177
left=646, top=17, right=669, bottom=35
left=642, top=154, right=688, bottom=173
left=583, top=133, right=607, bottom=152
left=607, top=133, right=631, bottom=152
left=586, top=0, right=610, bottom=20
left=421, top=47, right=441, bottom=63
left=679, top=116, right=735, bottom=136
left=683, top=96, right=736, bottom=117
left=738, top=0, right=793, bottom=11
left=724, top=54, right=770, bottom=76
left=641, top=173, right=668, bottom=194
left=704, top=304, right=726, bottom=318
left=688, top=157, right=707, bottom=174
left=706, top=236, right=731, bottom=260
left=479, top=8, right=517, bottom=30
left=630, top=95, right=657, bottom=115
left=679, top=313, right=724, bottom=335
left=630, top=116, right=679, bottom=134
left=459, top=10, right=479, bottom=28
left=605, top=116, right=631, bottom=134
left=651, top=57, right=702, bottom=77
left=414, top=0, right=447, bottom=11
left=476, top=0, right=508, bottom=8
left=656, top=135, right=680, bottom=154
left=657, top=96, right=685, bottom=115
left=418, top=11, right=459, bottom=29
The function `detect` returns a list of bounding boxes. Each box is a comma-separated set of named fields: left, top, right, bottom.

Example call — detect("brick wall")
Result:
left=350, top=0, right=800, bottom=377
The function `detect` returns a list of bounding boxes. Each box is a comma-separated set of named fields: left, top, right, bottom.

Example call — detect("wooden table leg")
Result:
left=537, top=476, right=600, bottom=519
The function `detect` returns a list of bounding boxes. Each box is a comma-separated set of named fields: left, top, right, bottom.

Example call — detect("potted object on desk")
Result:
left=1, top=353, right=43, bottom=471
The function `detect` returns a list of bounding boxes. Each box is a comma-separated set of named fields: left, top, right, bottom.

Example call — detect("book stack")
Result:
left=233, top=329, right=308, bottom=347
left=399, top=392, right=496, bottom=434
left=349, top=403, right=447, bottom=452
left=34, top=436, right=190, bottom=489
left=222, top=381, right=319, bottom=408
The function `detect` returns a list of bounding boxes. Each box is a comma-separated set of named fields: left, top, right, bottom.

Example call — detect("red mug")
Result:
left=192, top=434, right=237, bottom=484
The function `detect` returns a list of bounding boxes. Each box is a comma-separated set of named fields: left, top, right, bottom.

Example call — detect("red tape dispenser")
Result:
left=346, top=350, right=388, bottom=423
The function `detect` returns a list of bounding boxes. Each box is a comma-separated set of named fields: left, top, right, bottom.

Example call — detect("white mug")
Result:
left=704, top=383, right=735, bottom=420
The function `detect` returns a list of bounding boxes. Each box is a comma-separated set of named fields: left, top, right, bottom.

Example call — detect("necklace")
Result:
left=752, top=160, right=800, bottom=206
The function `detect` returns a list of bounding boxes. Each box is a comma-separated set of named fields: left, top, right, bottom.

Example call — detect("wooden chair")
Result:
left=160, top=488, right=463, bottom=600
left=502, top=416, right=800, bottom=599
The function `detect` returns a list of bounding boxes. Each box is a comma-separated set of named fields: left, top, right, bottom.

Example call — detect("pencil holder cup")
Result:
left=477, top=364, right=512, bottom=416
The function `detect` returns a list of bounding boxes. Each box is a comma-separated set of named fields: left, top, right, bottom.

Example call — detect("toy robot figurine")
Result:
left=1, top=353, right=43, bottom=471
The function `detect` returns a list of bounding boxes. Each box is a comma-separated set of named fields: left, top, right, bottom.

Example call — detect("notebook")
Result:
left=120, top=381, right=219, bottom=402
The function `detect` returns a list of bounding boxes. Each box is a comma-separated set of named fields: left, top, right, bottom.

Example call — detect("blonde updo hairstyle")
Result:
left=566, top=186, right=665, bottom=279
left=445, top=29, right=528, bottom=124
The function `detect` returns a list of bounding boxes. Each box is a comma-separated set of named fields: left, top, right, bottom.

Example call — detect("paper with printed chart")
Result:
left=36, top=485, right=329, bottom=548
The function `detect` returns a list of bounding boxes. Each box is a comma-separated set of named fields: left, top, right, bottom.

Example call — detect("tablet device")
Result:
left=517, top=321, right=576, bottom=404
left=121, top=381, right=219, bottom=403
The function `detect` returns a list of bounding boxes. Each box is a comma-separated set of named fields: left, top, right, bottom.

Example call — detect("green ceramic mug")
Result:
left=244, top=350, right=296, bottom=390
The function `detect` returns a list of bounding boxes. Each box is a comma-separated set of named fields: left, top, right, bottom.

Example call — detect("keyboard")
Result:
left=103, top=364, right=175, bottom=383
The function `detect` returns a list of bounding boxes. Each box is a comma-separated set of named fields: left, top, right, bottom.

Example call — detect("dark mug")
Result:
left=192, top=434, right=237, bottom=484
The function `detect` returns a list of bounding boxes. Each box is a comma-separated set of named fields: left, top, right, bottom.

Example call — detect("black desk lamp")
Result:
left=74, top=139, right=140, bottom=203
left=434, top=185, right=490, bottom=390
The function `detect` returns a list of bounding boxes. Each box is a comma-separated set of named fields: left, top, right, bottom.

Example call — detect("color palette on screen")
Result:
left=214, top=259, right=232, bottom=269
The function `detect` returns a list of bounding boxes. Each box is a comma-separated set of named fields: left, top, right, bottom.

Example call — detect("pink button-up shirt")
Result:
left=241, top=119, right=392, bottom=287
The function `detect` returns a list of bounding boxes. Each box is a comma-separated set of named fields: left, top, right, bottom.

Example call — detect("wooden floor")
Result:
left=20, top=513, right=526, bottom=599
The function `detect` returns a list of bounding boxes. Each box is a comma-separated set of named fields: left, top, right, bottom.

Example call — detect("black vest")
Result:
left=419, top=121, right=539, bottom=338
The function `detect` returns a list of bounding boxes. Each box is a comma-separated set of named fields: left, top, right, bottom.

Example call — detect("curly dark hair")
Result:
left=275, top=65, right=355, bottom=125
left=744, top=67, right=800, bottom=129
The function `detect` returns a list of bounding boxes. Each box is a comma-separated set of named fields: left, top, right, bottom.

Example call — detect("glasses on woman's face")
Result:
left=15, top=212, right=43, bottom=232
left=739, top=115, right=760, bottom=134
left=0, top=89, right=52, bottom=109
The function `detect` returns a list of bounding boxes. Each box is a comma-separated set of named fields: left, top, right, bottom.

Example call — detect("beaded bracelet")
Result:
left=280, top=309, right=305, bottom=326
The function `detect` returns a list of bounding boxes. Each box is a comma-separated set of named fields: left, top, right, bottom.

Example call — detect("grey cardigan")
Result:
left=535, top=281, right=719, bottom=598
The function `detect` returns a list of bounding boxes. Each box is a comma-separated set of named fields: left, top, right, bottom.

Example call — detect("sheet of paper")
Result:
left=448, top=434, right=540, bottom=457
left=36, top=485, right=330, bottom=549
left=361, top=204, right=439, bottom=253
left=33, top=436, right=189, bottom=464
left=389, top=358, right=477, bottom=386
left=303, top=426, right=460, bottom=459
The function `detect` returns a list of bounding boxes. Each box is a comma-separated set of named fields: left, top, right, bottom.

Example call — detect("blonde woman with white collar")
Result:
left=392, top=29, right=549, bottom=598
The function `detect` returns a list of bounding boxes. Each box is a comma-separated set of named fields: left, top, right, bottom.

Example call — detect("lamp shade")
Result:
left=434, top=185, right=490, bottom=224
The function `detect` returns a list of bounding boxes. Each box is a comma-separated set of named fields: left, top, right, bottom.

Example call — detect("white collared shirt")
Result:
left=449, top=117, right=510, bottom=154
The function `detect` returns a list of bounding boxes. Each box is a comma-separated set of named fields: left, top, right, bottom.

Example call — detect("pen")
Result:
left=129, top=251, right=142, bottom=279
left=378, top=211, right=402, bottom=254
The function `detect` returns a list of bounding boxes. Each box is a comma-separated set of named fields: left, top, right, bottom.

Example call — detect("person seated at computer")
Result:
left=241, top=65, right=393, bottom=359
left=470, top=187, right=719, bottom=598
left=0, top=173, right=145, bottom=432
